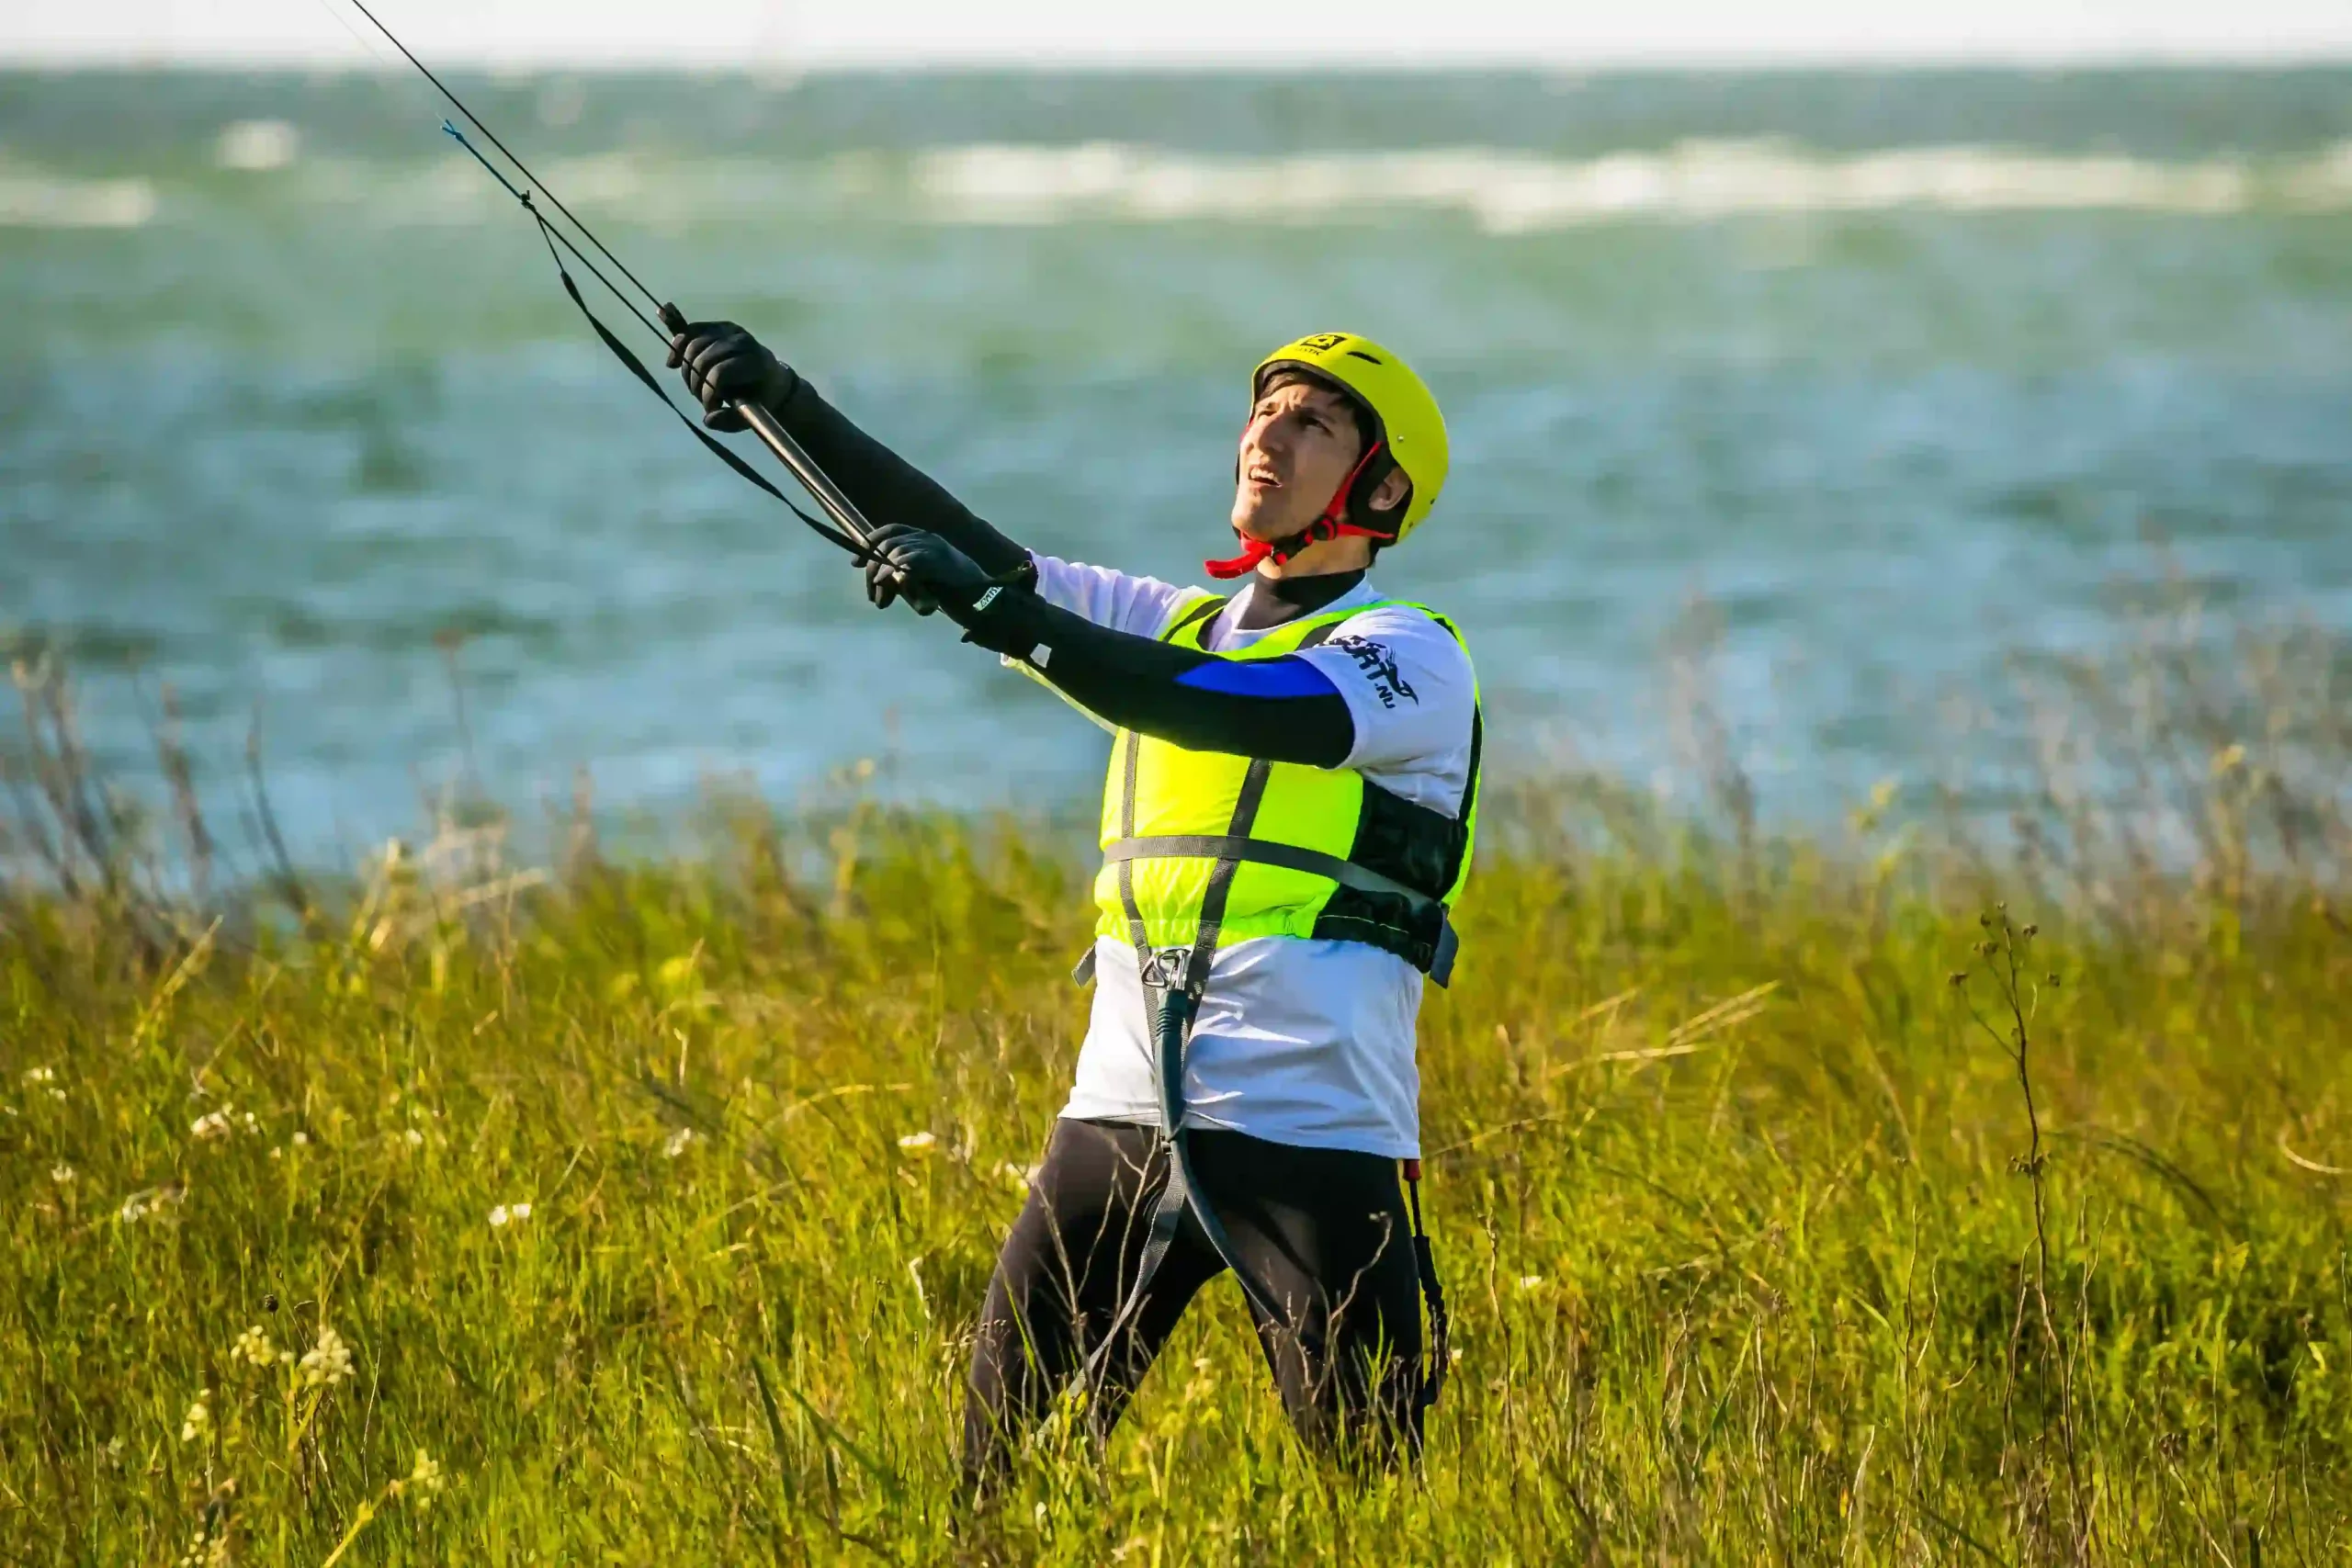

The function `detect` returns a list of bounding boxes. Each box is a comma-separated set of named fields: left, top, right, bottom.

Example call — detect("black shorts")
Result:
left=964, top=1115, right=1426, bottom=1479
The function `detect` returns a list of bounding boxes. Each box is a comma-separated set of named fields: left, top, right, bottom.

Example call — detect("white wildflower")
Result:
left=23, top=1066, right=54, bottom=1084
left=662, top=1126, right=695, bottom=1158
left=119, top=1180, right=188, bottom=1224
left=511, top=1201, right=532, bottom=1221
left=175, top=1528, right=230, bottom=1568
left=50, top=1164, right=74, bottom=1185
left=897, top=1130, right=937, bottom=1152
left=297, top=1325, right=353, bottom=1388
left=291, top=1131, right=309, bottom=1146
left=490, top=1201, right=532, bottom=1227
left=179, top=1393, right=210, bottom=1442
left=242, top=1111, right=260, bottom=1134
left=46, top=1086, right=65, bottom=1102
left=392, top=1448, right=446, bottom=1508
left=1517, top=1275, right=1544, bottom=1291
left=488, top=1204, right=509, bottom=1227
left=190, top=1110, right=232, bottom=1141
left=231, top=1325, right=277, bottom=1367
left=403, top=1127, right=424, bottom=1147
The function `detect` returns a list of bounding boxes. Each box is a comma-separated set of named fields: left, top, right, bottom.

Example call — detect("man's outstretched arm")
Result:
left=864, top=525, right=1357, bottom=768
left=666, top=320, right=1032, bottom=581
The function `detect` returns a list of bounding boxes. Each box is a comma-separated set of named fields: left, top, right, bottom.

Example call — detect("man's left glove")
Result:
left=863, top=523, right=1035, bottom=655
left=662, top=310, right=798, bottom=434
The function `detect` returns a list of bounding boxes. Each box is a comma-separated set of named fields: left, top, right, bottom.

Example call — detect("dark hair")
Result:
left=1257, top=366, right=1374, bottom=453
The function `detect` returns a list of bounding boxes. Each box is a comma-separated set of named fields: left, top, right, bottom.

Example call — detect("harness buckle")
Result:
left=1137, top=944, right=1197, bottom=991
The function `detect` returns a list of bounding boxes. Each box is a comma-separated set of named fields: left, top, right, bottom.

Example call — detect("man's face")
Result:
left=1230, top=378, right=1368, bottom=542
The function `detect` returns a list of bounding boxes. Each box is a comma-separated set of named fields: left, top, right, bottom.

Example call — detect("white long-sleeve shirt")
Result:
left=1028, top=554, right=1479, bottom=1159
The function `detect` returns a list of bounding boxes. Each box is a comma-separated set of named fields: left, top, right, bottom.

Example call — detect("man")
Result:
left=667, top=321, right=1481, bottom=1477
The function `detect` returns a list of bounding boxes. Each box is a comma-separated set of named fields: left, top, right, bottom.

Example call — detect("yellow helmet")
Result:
left=1252, top=332, right=1449, bottom=544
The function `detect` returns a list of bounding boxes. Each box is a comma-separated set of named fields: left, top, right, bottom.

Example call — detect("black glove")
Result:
left=862, top=523, right=1038, bottom=656
left=662, top=307, right=797, bottom=434
left=864, top=523, right=989, bottom=614
left=865, top=535, right=938, bottom=616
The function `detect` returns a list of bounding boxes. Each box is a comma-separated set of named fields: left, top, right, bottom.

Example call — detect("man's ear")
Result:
left=1369, top=468, right=1412, bottom=517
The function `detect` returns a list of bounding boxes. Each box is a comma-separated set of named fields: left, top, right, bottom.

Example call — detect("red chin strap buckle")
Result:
left=1206, top=440, right=1393, bottom=580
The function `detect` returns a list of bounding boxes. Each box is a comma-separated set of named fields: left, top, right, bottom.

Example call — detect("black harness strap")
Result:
left=1084, top=657, right=1295, bottom=1383
left=1141, top=756, right=1286, bottom=1317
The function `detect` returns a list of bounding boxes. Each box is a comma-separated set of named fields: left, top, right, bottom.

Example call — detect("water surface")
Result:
left=5, top=68, right=2348, bottom=860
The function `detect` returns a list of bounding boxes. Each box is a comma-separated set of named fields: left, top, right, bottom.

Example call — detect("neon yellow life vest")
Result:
left=1092, top=593, right=1482, bottom=984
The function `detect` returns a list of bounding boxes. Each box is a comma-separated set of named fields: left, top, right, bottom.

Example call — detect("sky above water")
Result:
left=6, top=0, right=2352, bottom=68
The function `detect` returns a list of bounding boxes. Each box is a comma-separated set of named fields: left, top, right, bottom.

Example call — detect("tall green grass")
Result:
left=5, top=627, right=2352, bottom=1562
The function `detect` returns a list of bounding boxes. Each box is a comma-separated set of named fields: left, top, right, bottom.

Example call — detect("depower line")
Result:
left=306, top=0, right=886, bottom=560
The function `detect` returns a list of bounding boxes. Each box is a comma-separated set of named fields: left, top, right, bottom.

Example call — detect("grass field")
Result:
left=6, top=646, right=2352, bottom=1563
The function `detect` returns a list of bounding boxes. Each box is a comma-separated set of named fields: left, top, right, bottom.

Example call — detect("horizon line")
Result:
left=7, top=50, right=2352, bottom=73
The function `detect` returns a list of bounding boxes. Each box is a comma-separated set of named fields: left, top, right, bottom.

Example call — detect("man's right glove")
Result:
left=864, top=523, right=990, bottom=615
left=663, top=314, right=798, bottom=434
left=864, top=522, right=940, bottom=617
left=862, top=523, right=1038, bottom=656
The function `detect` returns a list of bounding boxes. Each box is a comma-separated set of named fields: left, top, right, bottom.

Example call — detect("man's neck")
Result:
left=1230, top=566, right=1367, bottom=632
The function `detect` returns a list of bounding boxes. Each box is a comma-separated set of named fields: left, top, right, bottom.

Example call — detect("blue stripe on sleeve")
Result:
left=1172, top=656, right=1340, bottom=700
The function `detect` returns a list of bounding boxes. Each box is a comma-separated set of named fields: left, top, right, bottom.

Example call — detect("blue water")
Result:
left=4, top=69, right=2349, bottom=863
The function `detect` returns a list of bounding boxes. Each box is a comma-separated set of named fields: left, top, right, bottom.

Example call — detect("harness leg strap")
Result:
left=1082, top=738, right=1304, bottom=1407
left=1084, top=1138, right=1193, bottom=1372
left=1148, top=976, right=1289, bottom=1329
left=1082, top=981, right=1291, bottom=1394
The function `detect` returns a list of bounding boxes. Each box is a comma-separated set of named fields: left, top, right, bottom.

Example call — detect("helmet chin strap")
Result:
left=1204, top=439, right=1394, bottom=581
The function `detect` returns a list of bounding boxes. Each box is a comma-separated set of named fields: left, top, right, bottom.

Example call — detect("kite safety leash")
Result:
left=1403, top=1157, right=1451, bottom=1415
left=339, top=0, right=882, bottom=564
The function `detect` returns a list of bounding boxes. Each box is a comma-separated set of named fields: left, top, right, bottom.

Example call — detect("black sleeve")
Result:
left=951, top=592, right=1355, bottom=767
left=771, top=378, right=1031, bottom=577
